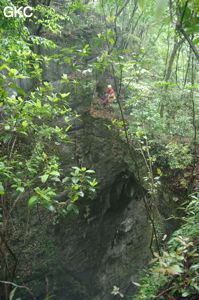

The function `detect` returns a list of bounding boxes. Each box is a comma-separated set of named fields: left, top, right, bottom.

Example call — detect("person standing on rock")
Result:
left=102, top=85, right=116, bottom=106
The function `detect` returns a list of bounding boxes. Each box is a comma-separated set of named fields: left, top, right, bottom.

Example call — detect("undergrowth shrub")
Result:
left=133, top=193, right=199, bottom=300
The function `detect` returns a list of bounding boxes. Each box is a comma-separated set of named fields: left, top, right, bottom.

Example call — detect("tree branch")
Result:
left=116, top=0, right=131, bottom=17
left=177, top=27, right=199, bottom=63
left=0, top=281, right=36, bottom=300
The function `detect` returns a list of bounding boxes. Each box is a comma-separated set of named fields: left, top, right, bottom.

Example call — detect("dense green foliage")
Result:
left=133, top=193, right=199, bottom=300
left=0, top=0, right=198, bottom=299
left=0, top=3, right=97, bottom=215
left=0, top=2, right=98, bottom=298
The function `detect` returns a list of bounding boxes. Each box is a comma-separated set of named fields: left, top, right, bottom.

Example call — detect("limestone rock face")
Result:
left=35, top=112, right=152, bottom=300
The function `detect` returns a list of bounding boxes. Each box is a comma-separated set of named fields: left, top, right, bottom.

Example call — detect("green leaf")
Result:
left=48, top=205, right=56, bottom=212
left=89, top=179, right=98, bottom=187
left=64, top=57, right=71, bottom=63
left=79, top=191, right=84, bottom=197
left=28, top=196, right=38, bottom=207
left=16, top=187, right=25, bottom=193
left=61, top=74, right=68, bottom=80
left=36, top=101, right=42, bottom=108
left=0, top=182, right=5, bottom=195
left=109, top=38, right=115, bottom=44
left=50, top=171, right=60, bottom=177
left=60, top=92, right=70, bottom=98
left=9, top=287, right=17, bottom=300
left=72, top=194, right=79, bottom=201
left=86, top=170, right=95, bottom=174
left=22, top=121, right=28, bottom=128
left=73, top=185, right=79, bottom=190
left=40, top=174, right=49, bottom=183
left=190, top=264, right=199, bottom=270
left=72, top=178, right=79, bottom=184
left=3, top=134, right=12, bottom=144
left=182, top=291, right=190, bottom=297
left=0, top=63, right=10, bottom=72
left=8, top=68, right=18, bottom=77
left=62, top=177, right=69, bottom=183
left=106, top=16, right=115, bottom=23
left=0, top=162, right=5, bottom=169
left=193, top=37, right=199, bottom=45
left=5, top=125, right=11, bottom=131
left=65, top=125, right=71, bottom=132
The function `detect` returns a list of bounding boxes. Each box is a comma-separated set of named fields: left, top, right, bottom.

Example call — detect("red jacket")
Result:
left=106, top=88, right=115, bottom=95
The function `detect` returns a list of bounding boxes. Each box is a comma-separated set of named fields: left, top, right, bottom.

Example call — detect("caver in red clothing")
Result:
left=102, top=85, right=116, bottom=106
left=106, top=85, right=116, bottom=101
